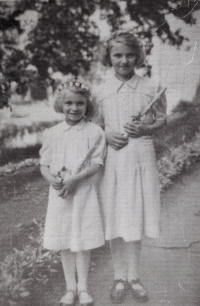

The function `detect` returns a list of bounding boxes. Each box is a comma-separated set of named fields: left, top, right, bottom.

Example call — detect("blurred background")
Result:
left=0, top=0, right=200, bottom=167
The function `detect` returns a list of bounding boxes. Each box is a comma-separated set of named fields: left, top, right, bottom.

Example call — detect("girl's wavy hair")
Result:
left=54, top=80, right=94, bottom=120
left=104, top=30, right=145, bottom=68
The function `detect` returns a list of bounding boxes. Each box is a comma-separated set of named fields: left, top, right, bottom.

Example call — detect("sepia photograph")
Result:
left=0, top=1, right=200, bottom=305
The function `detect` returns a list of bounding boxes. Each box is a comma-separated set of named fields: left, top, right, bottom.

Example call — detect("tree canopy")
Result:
left=0, top=0, right=199, bottom=107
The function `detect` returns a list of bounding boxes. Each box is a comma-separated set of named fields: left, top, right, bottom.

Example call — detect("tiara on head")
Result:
left=55, top=80, right=90, bottom=98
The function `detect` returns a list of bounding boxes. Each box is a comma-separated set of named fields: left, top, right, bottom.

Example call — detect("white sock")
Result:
left=61, top=250, right=77, bottom=291
left=109, top=238, right=127, bottom=282
left=125, top=240, right=141, bottom=282
left=76, top=250, right=91, bottom=292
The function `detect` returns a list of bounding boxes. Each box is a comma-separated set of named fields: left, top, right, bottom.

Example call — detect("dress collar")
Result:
left=96, top=71, right=142, bottom=102
left=61, top=119, right=86, bottom=131
left=109, top=71, right=140, bottom=92
left=126, top=73, right=140, bottom=90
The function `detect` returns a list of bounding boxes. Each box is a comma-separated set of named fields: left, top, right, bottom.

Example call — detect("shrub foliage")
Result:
left=0, top=0, right=199, bottom=106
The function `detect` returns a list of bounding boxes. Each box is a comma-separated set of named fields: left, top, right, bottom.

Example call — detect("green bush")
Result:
left=0, top=220, right=60, bottom=306
left=155, top=101, right=200, bottom=158
left=0, top=251, right=31, bottom=306
left=158, top=131, right=200, bottom=190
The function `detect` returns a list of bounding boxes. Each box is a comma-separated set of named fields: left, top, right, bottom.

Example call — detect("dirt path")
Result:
left=1, top=163, right=200, bottom=305
left=89, top=163, right=200, bottom=306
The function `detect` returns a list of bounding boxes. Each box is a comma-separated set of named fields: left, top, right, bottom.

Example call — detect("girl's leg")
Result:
left=76, top=251, right=93, bottom=304
left=125, top=240, right=141, bottom=282
left=61, top=250, right=77, bottom=291
left=109, top=237, right=127, bottom=282
left=76, top=250, right=90, bottom=291
left=60, top=250, right=77, bottom=305
left=109, top=238, right=128, bottom=303
left=125, top=241, right=149, bottom=302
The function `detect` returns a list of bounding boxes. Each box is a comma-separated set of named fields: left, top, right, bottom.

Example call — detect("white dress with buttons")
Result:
left=39, top=120, right=106, bottom=252
left=94, top=73, right=167, bottom=241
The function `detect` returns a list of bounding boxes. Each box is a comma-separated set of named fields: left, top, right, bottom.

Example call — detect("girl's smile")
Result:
left=109, top=42, right=136, bottom=81
left=62, top=91, right=87, bottom=126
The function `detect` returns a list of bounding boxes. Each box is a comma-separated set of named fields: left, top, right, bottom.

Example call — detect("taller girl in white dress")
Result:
left=94, top=31, right=167, bottom=304
left=40, top=81, right=106, bottom=306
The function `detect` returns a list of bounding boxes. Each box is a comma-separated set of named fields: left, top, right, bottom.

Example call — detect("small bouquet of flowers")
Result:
left=57, top=167, right=72, bottom=181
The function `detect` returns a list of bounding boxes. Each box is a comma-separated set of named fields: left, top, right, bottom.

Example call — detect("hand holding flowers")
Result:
left=124, top=121, right=153, bottom=138
left=54, top=134, right=103, bottom=198
left=57, top=176, right=78, bottom=198
left=123, top=88, right=167, bottom=138
left=57, top=164, right=101, bottom=199
left=54, top=166, right=77, bottom=198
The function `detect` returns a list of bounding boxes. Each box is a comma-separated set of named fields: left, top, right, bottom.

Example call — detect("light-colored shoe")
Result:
left=129, top=279, right=149, bottom=303
left=78, top=290, right=94, bottom=306
left=59, top=290, right=77, bottom=306
left=110, top=279, right=128, bottom=304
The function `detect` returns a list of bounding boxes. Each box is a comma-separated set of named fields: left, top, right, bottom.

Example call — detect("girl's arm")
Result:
left=124, top=119, right=166, bottom=138
left=124, top=86, right=167, bottom=138
left=40, top=165, right=63, bottom=190
left=105, top=130, right=129, bottom=150
left=58, top=164, right=102, bottom=199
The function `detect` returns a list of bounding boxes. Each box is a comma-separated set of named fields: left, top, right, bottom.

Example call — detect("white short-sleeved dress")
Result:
left=94, top=73, right=167, bottom=241
left=39, top=120, right=106, bottom=252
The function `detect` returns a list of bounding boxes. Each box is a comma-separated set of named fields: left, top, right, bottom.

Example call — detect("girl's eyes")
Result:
left=113, top=54, right=135, bottom=59
left=64, top=101, right=85, bottom=106
left=77, top=102, right=85, bottom=106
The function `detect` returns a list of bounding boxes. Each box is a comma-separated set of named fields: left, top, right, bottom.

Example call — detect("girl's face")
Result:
left=62, top=90, right=87, bottom=126
left=109, top=41, right=136, bottom=81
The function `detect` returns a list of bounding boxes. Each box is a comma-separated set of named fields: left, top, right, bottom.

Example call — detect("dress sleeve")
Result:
left=151, top=88, right=167, bottom=122
left=90, top=127, right=106, bottom=166
left=39, top=129, right=53, bottom=166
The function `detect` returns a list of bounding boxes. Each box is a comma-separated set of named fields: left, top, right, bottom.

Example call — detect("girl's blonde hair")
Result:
left=104, top=30, right=145, bottom=68
left=54, top=80, right=94, bottom=120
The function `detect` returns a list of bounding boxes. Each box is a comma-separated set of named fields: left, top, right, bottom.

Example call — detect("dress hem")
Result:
left=43, top=241, right=105, bottom=252
left=104, top=233, right=160, bottom=242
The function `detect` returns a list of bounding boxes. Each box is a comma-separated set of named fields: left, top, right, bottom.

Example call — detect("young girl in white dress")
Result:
left=94, top=31, right=167, bottom=303
left=39, top=81, right=106, bottom=306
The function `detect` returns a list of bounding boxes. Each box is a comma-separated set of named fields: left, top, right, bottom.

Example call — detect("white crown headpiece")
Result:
left=55, top=80, right=90, bottom=98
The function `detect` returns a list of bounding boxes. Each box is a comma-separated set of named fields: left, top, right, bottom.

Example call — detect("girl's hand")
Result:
left=40, top=165, right=64, bottom=189
left=106, top=130, right=128, bottom=150
left=58, top=177, right=77, bottom=199
left=124, top=121, right=152, bottom=138
left=51, top=177, right=63, bottom=190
